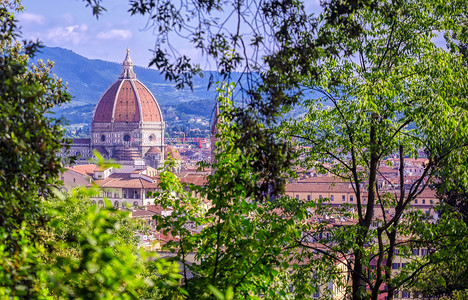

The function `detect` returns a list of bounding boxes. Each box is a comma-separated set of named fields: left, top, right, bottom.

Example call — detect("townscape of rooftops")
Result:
left=60, top=50, right=438, bottom=254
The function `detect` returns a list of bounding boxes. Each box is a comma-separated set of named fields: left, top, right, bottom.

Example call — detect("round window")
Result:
left=100, top=135, right=106, bottom=142
left=75, top=151, right=81, bottom=157
left=149, top=134, right=155, bottom=142
left=124, top=135, right=131, bottom=142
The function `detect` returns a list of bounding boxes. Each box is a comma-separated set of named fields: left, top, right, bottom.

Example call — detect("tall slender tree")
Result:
left=284, top=1, right=468, bottom=299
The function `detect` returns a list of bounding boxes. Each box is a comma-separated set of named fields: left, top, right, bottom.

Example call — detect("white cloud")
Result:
left=46, top=24, right=89, bottom=45
left=18, top=13, right=46, bottom=25
left=97, top=29, right=132, bottom=40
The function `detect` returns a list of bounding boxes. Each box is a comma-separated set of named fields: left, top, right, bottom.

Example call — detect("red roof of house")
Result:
left=91, top=173, right=160, bottom=189
left=66, top=164, right=96, bottom=177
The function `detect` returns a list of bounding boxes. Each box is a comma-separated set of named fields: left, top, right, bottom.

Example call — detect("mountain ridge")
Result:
left=35, top=46, right=220, bottom=126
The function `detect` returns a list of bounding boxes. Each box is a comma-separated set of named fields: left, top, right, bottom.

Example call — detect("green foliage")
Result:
left=0, top=4, right=71, bottom=297
left=42, top=187, right=184, bottom=299
left=277, top=0, right=468, bottom=298
left=0, top=7, right=184, bottom=298
left=152, top=84, right=312, bottom=298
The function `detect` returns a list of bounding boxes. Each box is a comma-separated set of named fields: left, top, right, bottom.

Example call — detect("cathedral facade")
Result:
left=64, top=50, right=166, bottom=169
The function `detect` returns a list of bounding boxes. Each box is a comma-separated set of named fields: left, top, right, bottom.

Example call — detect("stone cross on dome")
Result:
left=119, top=49, right=137, bottom=79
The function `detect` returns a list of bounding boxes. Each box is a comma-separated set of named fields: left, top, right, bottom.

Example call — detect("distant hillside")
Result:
left=34, top=46, right=220, bottom=126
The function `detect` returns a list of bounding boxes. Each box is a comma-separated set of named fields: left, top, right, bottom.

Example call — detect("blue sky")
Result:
left=18, top=0, right=168, bottom=67
left=17, top=0, right=324, bottom=68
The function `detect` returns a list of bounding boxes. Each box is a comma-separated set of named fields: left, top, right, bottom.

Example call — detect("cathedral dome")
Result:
left=92, top=50, right=163, bottom=124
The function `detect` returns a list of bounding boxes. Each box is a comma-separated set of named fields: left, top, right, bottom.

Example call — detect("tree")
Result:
left=409, top=12, right=468, bottom=296
left=153, top=85, right=309, bottom=298
left=81, top=0, right=468, bottom=299
left=0, top=3, right=71, bottom=297
left=42, top=185, right=184, bottom=299
left=282, top=0, right=468, bottom=299
left=0, top=4, right=185, bottom=298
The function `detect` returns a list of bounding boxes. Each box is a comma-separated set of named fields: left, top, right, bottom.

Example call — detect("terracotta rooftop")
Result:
left=165, top=146, right=182, bottom=160
left=65, top=164, right=96, bottom=177
left=130, top=208, right=157, bottom=218
left=91, top=173, right=160, bottom=189
left=179, top=174, right=207, bottom=186
left=146, top=146, right=162, bottom=154
left=286, top=183, right=355, bottom=193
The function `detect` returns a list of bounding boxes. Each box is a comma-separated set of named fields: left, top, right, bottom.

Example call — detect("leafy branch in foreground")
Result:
left=42, top=187, right=185, bottom=299
left=152, top=83, right=316, bottom=298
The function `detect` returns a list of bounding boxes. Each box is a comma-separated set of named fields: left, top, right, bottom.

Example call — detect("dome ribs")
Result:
left=135, top=81, right=162, bottom=122
left=93, top=81, right=121, bottom=123
left=114, top=80, right=140, bottom=123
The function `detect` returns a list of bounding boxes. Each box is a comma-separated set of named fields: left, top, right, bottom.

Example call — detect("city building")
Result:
left=62, top=49, right=165, bottom=169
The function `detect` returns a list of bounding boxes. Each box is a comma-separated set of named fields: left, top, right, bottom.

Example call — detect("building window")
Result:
left=350, top=195, right=354, bottom=202
left=415, top=199, right=418, bottom=204
left=392, top=263, right=400, bottom=270
left=412, top=249, right=420, bottom=256
left=319, top=195, right=323, bottom=199
left=342, top=195, right=346, bottom=201
left=422, top=199, right=426, bottom=204
left=307, top=195, right=311, bottom=201
left=124, top=134, right=131, bottom=142
left=331, top=195, right=334, bottom=201
left=402, top=291, right=410, bottom=298
left=394, top=248, right=400, bottom=255
left=430, top=199, right=434, bottom=204
left=296, top=195, right=300, bottom=200
left=313, top=291, right=320, bottom=298
left=73, top=178, right=76, bottom=183
left=421, top=249, right=428, bottom=256
left=101, top=134, right=106, bottom=142
left=394, top=291, right=399, bottom=298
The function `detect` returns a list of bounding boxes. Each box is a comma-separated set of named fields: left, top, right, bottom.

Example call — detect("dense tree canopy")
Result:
left=0, top=4, right=71, bottom=296
left=0, top=4, right=183, bottom=298
left=1, top=0, right=468, bottom=299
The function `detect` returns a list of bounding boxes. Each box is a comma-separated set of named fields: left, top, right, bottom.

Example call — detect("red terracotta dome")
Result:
left=92, top=50, right=163, bottom=124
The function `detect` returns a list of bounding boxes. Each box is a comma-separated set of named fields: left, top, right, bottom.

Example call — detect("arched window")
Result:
left=124, top=135, right=131, bottom=142
left=101, top=135, right=106, bottom=142
left=133, top=201, right=139, bottom=207
left=98, top=200, right=104, bottom=207
left=114, top=201, right=119, bottom=208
